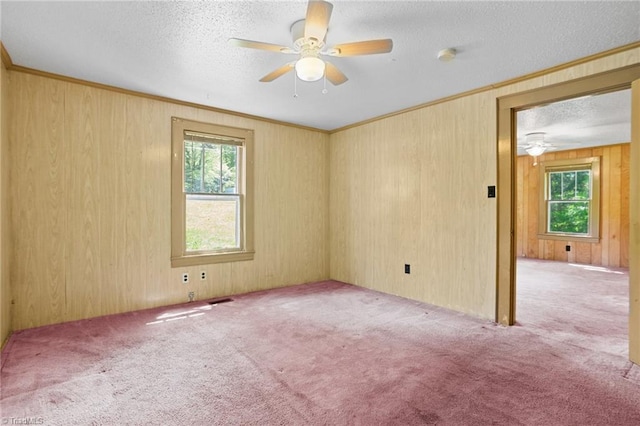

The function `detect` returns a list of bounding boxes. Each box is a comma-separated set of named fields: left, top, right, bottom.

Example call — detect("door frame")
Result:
left=496, top=63, right=640, bottom=363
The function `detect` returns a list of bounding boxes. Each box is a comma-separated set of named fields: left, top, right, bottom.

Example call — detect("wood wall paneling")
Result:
left=590, top=147, right=603, bottom=265
left=601, top=147, right=611, bottom=266
left=66, top=84, right=100, bottom=320
left=99, top=85, right=127, bottom=316
left=620, top=143, right=630, bottom=267
left=527, top=156, right=539, bottom=258
left=1, top=60, right=11, bottom=346
left=609, top=144, right=622, bottom=266
left=9, top=72, right=329, bottom=330
left=11, top=74, right=67, bottom=328
left=331, top=94, right=497, bottom=319
left=515, top=156, right=524, bottom=257
left=515, top=143, right=630, bottom=268
left=629, top=78, right=639, bottom=364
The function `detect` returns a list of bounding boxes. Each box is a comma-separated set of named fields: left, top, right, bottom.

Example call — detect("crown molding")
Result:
left=1, top=42, right=327, bottom=134
left=1, top=42, right=13, bottom=68
left=330, top=40, right=640, bottom=134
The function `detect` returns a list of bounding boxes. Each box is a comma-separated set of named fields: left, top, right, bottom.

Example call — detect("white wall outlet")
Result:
left=200, top=271, right=206, bottom=280
left=188, top=291, right=195, bottom=302
left=182, top=273, right=189, bottom=284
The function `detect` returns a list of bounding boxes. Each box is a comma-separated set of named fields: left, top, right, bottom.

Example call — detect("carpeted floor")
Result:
left=1, top=259, right=639, bottom=425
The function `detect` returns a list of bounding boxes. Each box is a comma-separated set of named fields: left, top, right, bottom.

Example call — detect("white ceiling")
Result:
left=517, top=89, right=632, bottom=155
left=1, top=1, right=639, bottom=132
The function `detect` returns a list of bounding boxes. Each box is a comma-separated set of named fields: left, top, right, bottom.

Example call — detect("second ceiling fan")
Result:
left=228, top=0, right=393, bottom=86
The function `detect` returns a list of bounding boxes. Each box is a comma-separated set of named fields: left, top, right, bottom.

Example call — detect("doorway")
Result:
left=496, top=64, right=640, bottom=364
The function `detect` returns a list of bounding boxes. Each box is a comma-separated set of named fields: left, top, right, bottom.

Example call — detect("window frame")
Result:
left=171, top=117, right=254, bottom=267
left=537, top=156, right=600, bottom=243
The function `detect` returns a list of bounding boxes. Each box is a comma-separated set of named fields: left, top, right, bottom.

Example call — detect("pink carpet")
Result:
left=2, top=259, right=639, bottom=425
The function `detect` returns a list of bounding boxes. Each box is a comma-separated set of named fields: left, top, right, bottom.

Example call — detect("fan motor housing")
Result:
left=291, top=19, right=326, bottom=50
left=291, top=19, right=306, bottom=43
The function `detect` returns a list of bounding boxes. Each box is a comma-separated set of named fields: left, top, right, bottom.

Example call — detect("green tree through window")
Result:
left=184, top=140, right=237, bottom=194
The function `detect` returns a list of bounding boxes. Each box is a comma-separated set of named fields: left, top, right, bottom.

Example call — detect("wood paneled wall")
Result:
left=516, top=144, right=630, bottom=267
left=1, top=61, right=10, bottom=345
left=630, top=79, right=640, bottom=364
left=330, top=98, right=496, bottom=319
left=9, top=72, right=329, bottom=330
left=330, top=48, right=639, bottom=320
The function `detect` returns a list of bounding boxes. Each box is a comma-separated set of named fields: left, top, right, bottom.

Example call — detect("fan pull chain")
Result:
left=293, top=71, right=298, bottom=98
left=322, top=73, right=328, bottom=95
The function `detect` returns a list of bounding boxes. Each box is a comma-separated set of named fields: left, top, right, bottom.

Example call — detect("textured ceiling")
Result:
left=517, top=89, right=631, bottom=155
left=1, top=1, right=639, bottom=131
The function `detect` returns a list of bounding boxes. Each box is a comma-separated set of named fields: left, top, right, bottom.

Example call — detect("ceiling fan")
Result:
left=228, top=0, right=393, bottom=86
left=518, top=132, right=581, bottom=164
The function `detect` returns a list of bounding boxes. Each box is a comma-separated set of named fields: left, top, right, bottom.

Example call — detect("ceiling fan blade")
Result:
left=228, top=38, right=295, bottom=54
left=549, top=141, right=582, bottom=147
left=304, top=0, right=333, bottom=41
left=326, top=39, right=393, bottom=57
left=325, top=62, right=348, bottom=86
left=259, top=62, right=295, bottom=82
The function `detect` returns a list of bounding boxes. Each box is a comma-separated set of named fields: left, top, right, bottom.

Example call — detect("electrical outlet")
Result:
left=200, top=271, right=206, bottom=280
left=182, top=273, right=189, bottom=284
left=188, top=291, right=195, bottom=302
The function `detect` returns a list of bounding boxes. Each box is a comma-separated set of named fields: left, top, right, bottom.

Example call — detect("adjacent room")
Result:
left=1, top=1, right=639, bottom=424
left=514, top=90, right=632, bottom=365
left=515, top=90, right=631, bottom=270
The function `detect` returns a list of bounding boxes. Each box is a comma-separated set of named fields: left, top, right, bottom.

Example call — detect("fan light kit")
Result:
left=525, top=145, right=546, bottom=157
left=228, top=0, right=393, bottom=94
left=296, top=57, right=325, bottom=82
left=521, top=132, right=552, bottom=165
left=524, top=132, right=548, bottom=157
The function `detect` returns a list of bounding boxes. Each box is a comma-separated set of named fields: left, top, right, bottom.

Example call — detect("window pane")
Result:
left=575, top=170, right=590, bottom=200
left=184, top=140, right=239, bottom=195
left=561, top=171, right=576, bottom=200
left=203, top=143, right=221, bottom=193
left=548, top=201, right=589, bottom=234
left=549, top=170, right=591, bottom=201
left=221, top=145, right=238, bottom=193
left=185, top=195, right=239, bottom=251
left=184, top=140, right=204, bottom=193
left=549, top=172, right=562, bottom=200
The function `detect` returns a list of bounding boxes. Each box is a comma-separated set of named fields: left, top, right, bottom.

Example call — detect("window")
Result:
left=538, top=157, right=600, bottom=242
left=171, top=118, right=254, bottom=267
